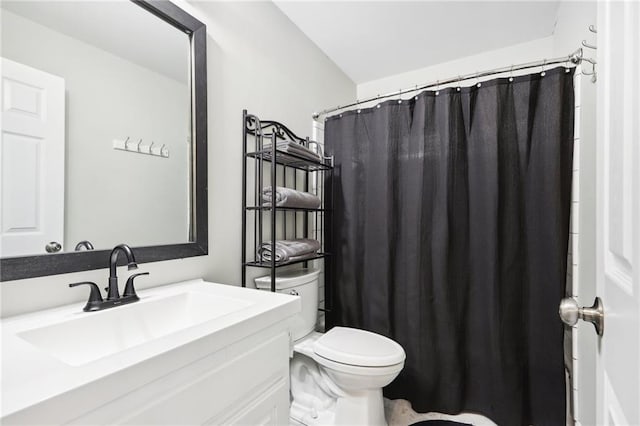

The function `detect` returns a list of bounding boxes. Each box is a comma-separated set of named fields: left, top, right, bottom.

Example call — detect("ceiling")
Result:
left=1, top=1, right=189, bottom=83
left=274, top=1, right=561, bottom=84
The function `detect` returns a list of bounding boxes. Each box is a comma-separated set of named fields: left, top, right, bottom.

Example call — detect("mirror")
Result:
left=0, top=1, right=207, bottom=281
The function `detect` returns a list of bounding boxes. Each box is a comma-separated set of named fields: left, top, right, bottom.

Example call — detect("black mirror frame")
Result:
left=0, top=1, right=208, bottom=282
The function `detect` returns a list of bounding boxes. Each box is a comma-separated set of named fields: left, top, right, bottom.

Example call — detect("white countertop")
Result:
left=1, top=279, right=300, bottom=420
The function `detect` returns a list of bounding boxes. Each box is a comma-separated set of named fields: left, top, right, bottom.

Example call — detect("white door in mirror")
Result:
left=0, top=58, right=65, bottom=256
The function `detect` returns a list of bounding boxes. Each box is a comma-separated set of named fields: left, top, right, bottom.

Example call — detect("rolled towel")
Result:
left=258, top=238, right=321, bottom=263
left=262, top=186, right=321, bottom=209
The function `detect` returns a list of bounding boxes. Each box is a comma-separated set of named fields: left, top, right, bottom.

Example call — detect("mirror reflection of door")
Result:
left=1, top=58, right=65, bottom=257
left=0, top=1, right=191, bottom=257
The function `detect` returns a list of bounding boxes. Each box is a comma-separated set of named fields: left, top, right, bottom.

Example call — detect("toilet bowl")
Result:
left=255, top=269, right=405, bottom=426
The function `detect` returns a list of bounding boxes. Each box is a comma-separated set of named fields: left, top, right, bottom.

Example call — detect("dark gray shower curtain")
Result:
left=325, top=67, right=574, bottom=426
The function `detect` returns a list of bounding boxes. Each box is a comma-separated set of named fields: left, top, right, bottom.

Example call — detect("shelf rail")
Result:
left=241, top=111, right=333, bottom=301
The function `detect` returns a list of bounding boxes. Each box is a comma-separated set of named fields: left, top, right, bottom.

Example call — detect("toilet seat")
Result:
left=313, top=327, right=405, bottom=367
left=313, top=352, right=404, bottom=376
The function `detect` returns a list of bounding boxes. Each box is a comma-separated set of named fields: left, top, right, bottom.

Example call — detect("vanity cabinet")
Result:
left=71, top=328, right=290, bottom=425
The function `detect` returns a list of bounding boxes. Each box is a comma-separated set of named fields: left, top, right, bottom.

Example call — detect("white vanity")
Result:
left=1, top=280, right=300, bottom=425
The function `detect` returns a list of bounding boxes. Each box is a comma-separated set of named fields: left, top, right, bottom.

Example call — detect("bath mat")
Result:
left=410, top=420, right=471, bottom=426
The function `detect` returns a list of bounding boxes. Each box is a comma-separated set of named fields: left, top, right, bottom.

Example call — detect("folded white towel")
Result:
left=263, top=140, right=321, bottom=162
left=258, top=239, right=321, bottom=263
left=262, top=186, right=321, bottom=209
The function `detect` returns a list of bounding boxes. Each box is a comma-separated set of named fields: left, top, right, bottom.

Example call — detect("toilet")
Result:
left=255, top=269, right=405, bottom=426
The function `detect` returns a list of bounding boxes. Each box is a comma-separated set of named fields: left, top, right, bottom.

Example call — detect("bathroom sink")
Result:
left=17, top=290, right=252, bottom=366
left=2, top=279, right=301, bottom=423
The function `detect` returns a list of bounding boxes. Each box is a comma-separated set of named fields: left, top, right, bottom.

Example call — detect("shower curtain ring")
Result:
left=398, top=89, right=402, bottom=104
left=435, top=80, right=440, bottom=96
left=541, top=59, right=547, bottom=77
left=509, top=65, right=514, bottom=82
left=456, top=75, right=462, bottom=92
left=415, top=84, right=419, bottom=100
left=476, top=72, right=481, bottom=88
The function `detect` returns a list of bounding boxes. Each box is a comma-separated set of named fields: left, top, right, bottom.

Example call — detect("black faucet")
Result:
left=108, top=244, right=138, bottom=300
left=74, top=240, right=94, bottom=251
left=69, top=244, right=148, bottom=312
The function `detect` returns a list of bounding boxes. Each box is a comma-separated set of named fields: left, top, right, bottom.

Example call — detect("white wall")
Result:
left=552, top=3, right=598, bottom=425
left=0, top=1, right=355, bottom=318
left=1, top=10, right=191, bottom=251
left=357, top=36, right=555, bottom=100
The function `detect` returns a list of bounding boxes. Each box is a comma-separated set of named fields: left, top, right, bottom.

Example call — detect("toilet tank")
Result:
left=254, top=268, right=320, bottom=341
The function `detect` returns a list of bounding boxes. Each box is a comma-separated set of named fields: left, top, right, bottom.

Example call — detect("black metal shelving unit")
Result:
left=242, top=110, right=333, bottom=312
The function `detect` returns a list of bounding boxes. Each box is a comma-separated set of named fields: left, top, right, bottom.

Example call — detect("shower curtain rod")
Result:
left=312, top=48, right=586, bottom=120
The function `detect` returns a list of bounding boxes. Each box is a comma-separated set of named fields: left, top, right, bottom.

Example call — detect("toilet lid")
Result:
left=313, top=327, right=405, bottom=367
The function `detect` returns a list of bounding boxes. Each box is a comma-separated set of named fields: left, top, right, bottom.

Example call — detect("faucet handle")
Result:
left=69, top=281, right=104, bottom=312
left=124, top=272, right=149, bottom=298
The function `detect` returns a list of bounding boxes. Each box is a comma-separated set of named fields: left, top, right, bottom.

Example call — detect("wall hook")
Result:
left=582, top=40, right=597, bottom=50
left=113, top=137, right=166, bottom=158
left=582, top=64, right=598, bottom=83
left=589, top=24, right=597, bottom=33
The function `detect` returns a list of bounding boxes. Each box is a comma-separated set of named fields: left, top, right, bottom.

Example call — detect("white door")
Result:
left=595, top=1, right=640, bottom=424
left=0, top=58, right=65, bottom=257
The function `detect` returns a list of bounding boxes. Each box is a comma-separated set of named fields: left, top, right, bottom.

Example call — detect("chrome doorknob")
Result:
left=559, top=297, right=604, bottom=336
left=45, top=241, right=62, bottom=253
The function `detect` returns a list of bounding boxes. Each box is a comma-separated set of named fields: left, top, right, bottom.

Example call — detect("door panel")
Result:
left=2, top=133, right=41, bottom=230
left=1, top=58, right=65, bottom=256
left=596, top=1, right=640, bottom=425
